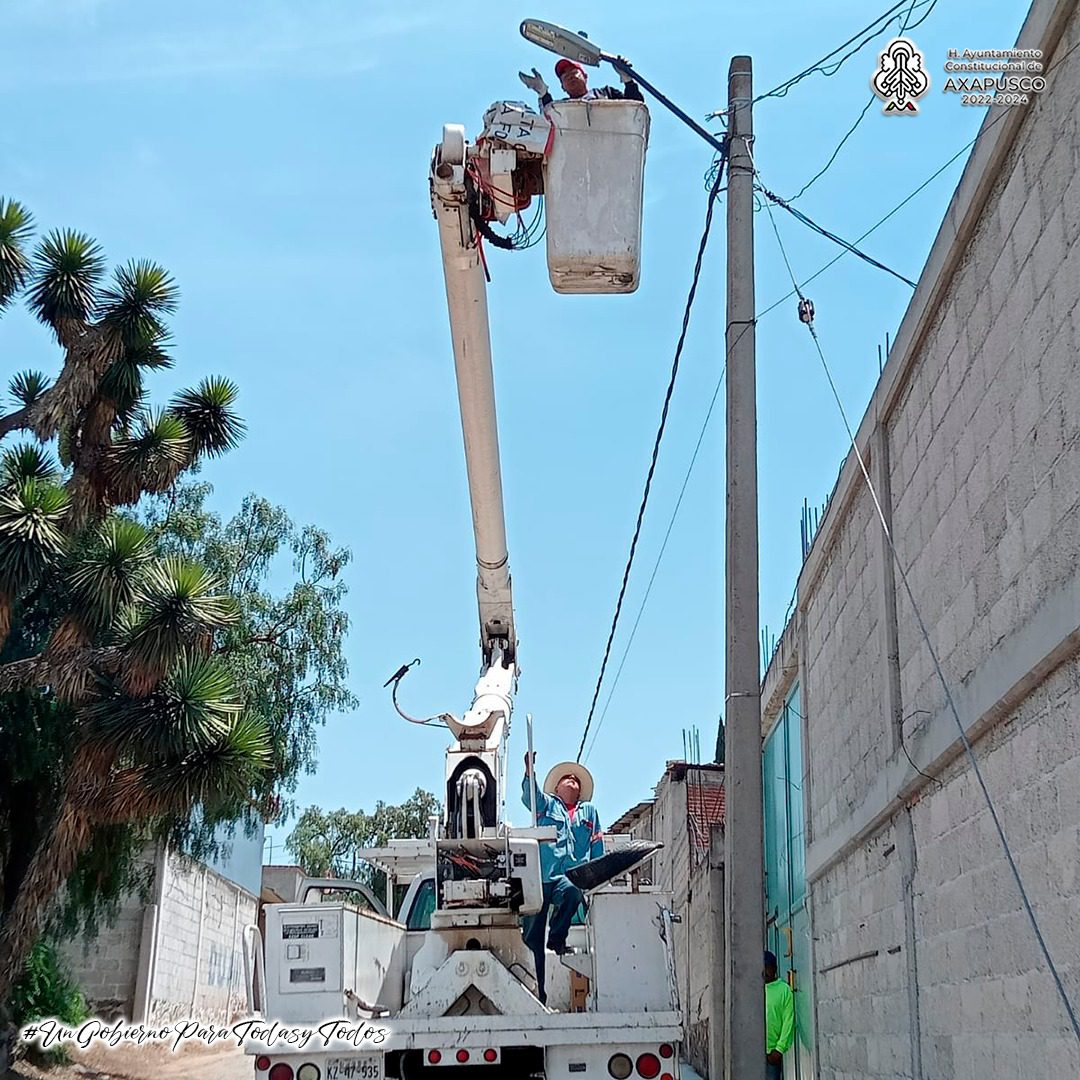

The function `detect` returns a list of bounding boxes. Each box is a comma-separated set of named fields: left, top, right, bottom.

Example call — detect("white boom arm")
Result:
left=430, top=124, right=516, bottom=669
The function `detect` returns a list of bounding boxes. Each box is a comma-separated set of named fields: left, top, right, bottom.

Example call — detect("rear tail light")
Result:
left=428, top=1051, right=442, bottom=1064
left=256, top=1057, right=272, bottom=1072
left=269, top=1065, right=295, bottom=1080
left=297, top=1066, right=321, bottom=1080
left=456, top=1050, right=470, bottom=1063
left=636, top=1054, right=661, bottom=1079
left=483, top=1050, right=499, bottom=1063
left=661, top=1073, right=674, bottom=1080
left=608, top=1054, right=633, bottom=1079
left=658, top=1045, right=674, bottom=1060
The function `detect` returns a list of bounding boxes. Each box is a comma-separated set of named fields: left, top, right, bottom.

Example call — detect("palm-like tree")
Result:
left=0, top=202, right=270, bottom=1010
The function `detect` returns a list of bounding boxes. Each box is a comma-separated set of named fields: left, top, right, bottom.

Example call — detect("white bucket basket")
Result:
left=543, top=100, right=650, bottom=294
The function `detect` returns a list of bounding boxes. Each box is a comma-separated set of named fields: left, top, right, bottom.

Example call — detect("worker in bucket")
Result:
left=521, top=753, right=604, bottom=1003
left=518, top=58, right=643, bottom=109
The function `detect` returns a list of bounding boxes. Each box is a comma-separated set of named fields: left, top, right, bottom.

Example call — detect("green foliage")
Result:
left=142, top=481, right=357, bottom=829
left=98, top=259, right=178, bottom=348
left=1, top=443, right=59, bottom=486
left=8, top=370, right=50, bottom=409
left=171, top=376, right=246, bottom=458
left=0, top=478, right=70, bottom=593
left=286, top=790, right=441, bottom=904
left=0, top=199, right=34, bottom=311
left=39, top=477, right=358, bottom=936
left=27, top=228, right=106, bottom=332
left=0, top=206, right=295, bottom=1004
left=10, top=938, right=87, bottom=1028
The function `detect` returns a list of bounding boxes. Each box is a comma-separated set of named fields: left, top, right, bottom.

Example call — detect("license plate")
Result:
left=326, top=1056, right=385, bottom=1080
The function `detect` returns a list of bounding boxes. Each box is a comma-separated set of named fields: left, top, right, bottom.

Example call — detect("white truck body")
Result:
left=248, top=854, right=682, bottom=1080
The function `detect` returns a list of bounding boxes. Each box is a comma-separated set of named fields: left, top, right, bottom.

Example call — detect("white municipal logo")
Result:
left=872, top=37, right=931, bottom=114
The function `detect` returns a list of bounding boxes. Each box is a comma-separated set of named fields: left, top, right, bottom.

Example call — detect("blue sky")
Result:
left=1, top=0, right=1028, bottom=851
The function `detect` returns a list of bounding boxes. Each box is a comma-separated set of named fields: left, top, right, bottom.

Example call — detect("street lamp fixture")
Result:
left=520, top=17, right=726, bottom=157
left=519, top=20, right=603, bottom=66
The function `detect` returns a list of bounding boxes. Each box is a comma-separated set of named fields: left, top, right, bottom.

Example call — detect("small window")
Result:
left=407, top=877, right=436, bottom=930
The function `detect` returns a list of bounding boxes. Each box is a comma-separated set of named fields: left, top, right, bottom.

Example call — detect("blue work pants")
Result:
left=522, top=875, right=582, bottom=1004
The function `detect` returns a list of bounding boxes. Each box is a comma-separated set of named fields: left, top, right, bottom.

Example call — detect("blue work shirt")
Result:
left=522, top=773, right=604, bottom=881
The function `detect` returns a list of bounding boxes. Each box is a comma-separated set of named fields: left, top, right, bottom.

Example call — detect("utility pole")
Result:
left=723, top=55, right=766, bottom=1080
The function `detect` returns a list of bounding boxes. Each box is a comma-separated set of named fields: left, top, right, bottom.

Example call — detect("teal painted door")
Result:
left=763, top=685, right=814, bottom=1079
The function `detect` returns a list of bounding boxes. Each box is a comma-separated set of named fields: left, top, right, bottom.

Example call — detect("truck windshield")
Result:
left=407, top=877, right=436, bottom=930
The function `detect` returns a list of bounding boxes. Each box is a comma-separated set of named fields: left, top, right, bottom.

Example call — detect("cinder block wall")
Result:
left=782, top=1, right=1080, bottom=1076
left=152, top=854, right=257, bottom=1023
left=60, top=848, right=257, bottom=1024
left=59, top=889, right=146, bottom=1017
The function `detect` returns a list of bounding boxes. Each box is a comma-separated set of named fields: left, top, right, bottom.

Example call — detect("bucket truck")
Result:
left=245, top=100, right=677, bottom=1080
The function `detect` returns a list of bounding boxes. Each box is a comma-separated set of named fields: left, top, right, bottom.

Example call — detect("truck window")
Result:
left=407, top=877, right=436, bottom=930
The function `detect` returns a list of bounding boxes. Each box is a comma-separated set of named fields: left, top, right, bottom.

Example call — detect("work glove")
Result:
left=519, top=67, right=549, bottom=96
left=614, top=57, right=634, bottom=84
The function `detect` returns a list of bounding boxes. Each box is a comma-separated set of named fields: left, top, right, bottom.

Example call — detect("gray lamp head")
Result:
left=520, top=19, right=603, bottom=66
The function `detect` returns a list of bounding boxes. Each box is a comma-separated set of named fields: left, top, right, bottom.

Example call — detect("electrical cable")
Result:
left=585, top=33, right=1080, bottom=767
left=584, top=366, right=727, bottom=764
left=754, top=149, right=1080, bottom=1048
left=785, top=0, right=936, bottom=202
left=592, top=90, right=1005, bottom=739
left=756, top=31, right=1080, bottom=318
left=756, top=184, right=919, bottom=288
left=787, top=96, right=876, bottom=202
left=384, top=659, right=451, bottom=728
left=755, top=0, right=935, bottom=102
left=576, top=144, right=728, bottom=764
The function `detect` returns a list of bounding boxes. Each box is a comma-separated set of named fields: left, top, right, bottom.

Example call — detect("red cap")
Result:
left=555, top=58, right=585, bottom=78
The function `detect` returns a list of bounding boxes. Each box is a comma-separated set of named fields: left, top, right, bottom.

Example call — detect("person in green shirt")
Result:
left=764, top=951, right=795, bottom=1079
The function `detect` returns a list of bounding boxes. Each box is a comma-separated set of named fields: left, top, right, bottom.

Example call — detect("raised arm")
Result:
left=522, top=754, right=554, bottom=816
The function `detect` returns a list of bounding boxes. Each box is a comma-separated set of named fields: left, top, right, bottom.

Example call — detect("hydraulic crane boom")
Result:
left=430, top=124, right=515, bottom=669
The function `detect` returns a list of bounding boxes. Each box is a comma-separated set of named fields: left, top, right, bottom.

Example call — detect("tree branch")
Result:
left=0, top=405, right=31, bottom=441
left=0, top=647, right=120, bottom=695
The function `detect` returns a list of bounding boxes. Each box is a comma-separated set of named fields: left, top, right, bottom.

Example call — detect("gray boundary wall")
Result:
left=61, top=846, right=258, bottom=1024
left=760, top=0, right=1080, bottom=1075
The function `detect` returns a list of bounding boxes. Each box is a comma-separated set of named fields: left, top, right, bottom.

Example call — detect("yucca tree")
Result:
left=0, top=202, right=243, bottom=526
left=0, top=203, right=271, bottom=1014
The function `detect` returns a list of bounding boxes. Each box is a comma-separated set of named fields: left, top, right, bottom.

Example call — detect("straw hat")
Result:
left=543, top=761, right=594, bottom=803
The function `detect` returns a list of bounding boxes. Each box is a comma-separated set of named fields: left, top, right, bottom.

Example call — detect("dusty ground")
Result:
left=6, top=1041, right=252, bottom=1079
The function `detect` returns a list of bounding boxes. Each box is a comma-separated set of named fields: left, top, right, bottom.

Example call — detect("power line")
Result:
left=754, top=0, right=935, bottom=101
left=757, top=30, right=1080, bottom=319
left=785, top=0, right=938, bottom=202
left=757, top=184, right=919, bottom=288
left=586, top=35, right=1080, bottom=764
left=787, top=95, right=877, bottom=203
left=584, top=367, right=727, bottom=764
left=755, top=152, right=1080, bottom=1050
left=591, top=100, right=1006, bottom=733
left=576, top=145, right=727, bottom=764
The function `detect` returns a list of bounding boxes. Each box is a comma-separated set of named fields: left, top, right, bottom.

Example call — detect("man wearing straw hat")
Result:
left=521, top=753, right=604, bottom=1004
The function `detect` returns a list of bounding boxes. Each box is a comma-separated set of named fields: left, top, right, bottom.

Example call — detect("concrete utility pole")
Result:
left=723, top=55, right=766, bottom=1080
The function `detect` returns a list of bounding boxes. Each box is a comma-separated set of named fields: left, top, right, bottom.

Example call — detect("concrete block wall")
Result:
left=59, top=890, right=145, bottom=1017
left=804, top=485, right=886, bottom=835
left=812, top=823, right=913, bottom=1079
left=60, top=846, right=257, bottom=1024
left=780, top=2, right=1080, bottom=1076
left=890, top=7, right=1080, bottom=745
left=684, top=829, right=723, bottom=1080
left=610, top=770, right=724, bottom=1078
left=152, top=853, right=257, bottom=1023
left=910, top=655, right=1080, bottom=1078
